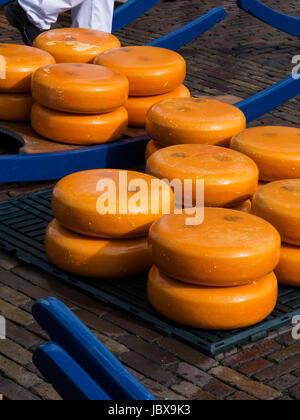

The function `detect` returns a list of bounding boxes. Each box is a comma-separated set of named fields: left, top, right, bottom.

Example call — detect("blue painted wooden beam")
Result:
left=238, top=0, right=300, bottom=38
left=113, top=0, right=161, bottom=32
left=235, top=75, right=300, bottom=123
left=149, top=7, right=226, bottom=50
left=32, top=297, right=155, bottom=401
left=34, top=343, right=112, bottom=401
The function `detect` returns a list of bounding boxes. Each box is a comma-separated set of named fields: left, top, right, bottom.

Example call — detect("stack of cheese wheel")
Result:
left=148, top=209, right=280, bottom=330
left=33, top=28, right=121, bottom=63
left=146, top=144, right=258, bottom=213
left=31, top=63, right=129, bottom=145
left=0, top=44, right=55, bottom=122
left=94, top=46, right=191, bottom=128
left=253, top=180, right=300, bottom=288
left=46, top=169, right=174, bottom=279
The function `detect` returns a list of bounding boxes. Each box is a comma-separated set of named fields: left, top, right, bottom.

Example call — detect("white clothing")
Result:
left=18, top=0, right=115, bottom=32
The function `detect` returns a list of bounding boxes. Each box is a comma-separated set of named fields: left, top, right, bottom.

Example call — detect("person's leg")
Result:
left=18, top=0, right=86, bottom=30
left=71, top=0, right=115, bottom=33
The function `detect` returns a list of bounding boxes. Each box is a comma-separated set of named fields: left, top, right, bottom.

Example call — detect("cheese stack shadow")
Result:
left=45, top=169, right=174, bottom=279
left=94, top=46, right=191, bottom=128
left=0, top=44, right=55, bottom=122
left=231, top=126, right=300, bottom=288
left=30, top=63, right=129, bottom=145
left=147, top=209, right=281, bottom=330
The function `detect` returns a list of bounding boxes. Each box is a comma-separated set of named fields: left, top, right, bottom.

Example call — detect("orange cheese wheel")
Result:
left=125, top=85, right=190, bottom=127
left=231, top=126, right=300, bottom=181
left=232, top=200, right=252, bottom=213
left=31, top=102, right=128, bottom=145
left=275, top=244, right=300, bottom=287
left=0, top=93, right=34, bottom=121
left=53, top=169, right=174, bottom=239
left=146, top=98, right=246, bottom=147
left=145, top=140, right=162, bottom=161
left=146, top=144, right=259, bottom=207
left=33, top=28, right=120, bottom=64
left=149, top=209, right=281, bottom=286
left=31, top=63, right=129, bottom=114
left=46, top=219, right=152, bottom=278
left=252, top=180, right=300, bottom=246
left=0, top=44, right=55, bottom=93
left=94, top=46, right=186, bottom=96
left=147, top=266, right=278, bottom=330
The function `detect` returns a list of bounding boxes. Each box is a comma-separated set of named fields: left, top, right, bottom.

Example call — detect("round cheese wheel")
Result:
left=31, top=102, right=128, bottom=145
left=0, top=93, right=34, bottom=121
left=148, top=266, right=278, bottom=330
left=94, top=46, right=186, bottom=96
left=33, top=28, right=120, bottom=64
left=253, top=180, right=300, bottom=246
left=149, top=209, right=281, bottom=286
left=53, top=169, right=174, bottom=239
left=125, top=85, right=190, bottom=127
left=46, top=219, right=152, bottom=278
left=231, top=126, right=300, bottom=181
left=145, top=140, right=162, bottom=161
left=31, top=63, right=129, bottom=114
left=146, top=98, right=246, bottom=147
left=0, top=44, right=55, bottom=93
left=275, top=244, right=300, bottom=287
left=146, top=144, right=259, bottom=207
left=232, top=200, right=252, bottom=213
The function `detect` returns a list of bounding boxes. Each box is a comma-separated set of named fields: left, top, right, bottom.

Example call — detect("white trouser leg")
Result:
left=18, top=0, right=115, bottom=32
left=18, top=0, right=84, bottom=30
left=71, top=0, right=114, bottom=32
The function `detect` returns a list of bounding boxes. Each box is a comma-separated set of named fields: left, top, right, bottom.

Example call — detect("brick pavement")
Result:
left=0, top=0, right=300, bottom=400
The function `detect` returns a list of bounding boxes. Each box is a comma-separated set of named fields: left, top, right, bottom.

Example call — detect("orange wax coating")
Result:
left=148, top=266, right=278, bottom=330
left=52, top=169, right=174, bottom=239
left=231, top=126, right=300, bottom=182
left=145, top=140, right=162, bottom=161
left=0, top=44, right=55, bottom=93
left=0, top=93, right=34, bottom=121
left=34, top=28, right=120, bottom=63
left=31, top=102, right=128, bottom=145
left=149, top=209, right=281, bottom=287
left=275, top=244, right=300, bottom=287
left=146, top=98, right=246, bottom=147
left=31, top=63, right=129, bottom=114
left=253, top=179, right=300, bottom=246
left=146, top=144, right=259, bottom=207
left=95, top=46, right=186, bottom=96
left=125, top=84, right=190, bottom=127
left=46, top=219, right=152, bottom=278
left=232, top=200, right=252, bottom=213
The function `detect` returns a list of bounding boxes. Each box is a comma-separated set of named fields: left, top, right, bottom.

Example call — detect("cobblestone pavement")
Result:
left=0, top=0, right=300, bottom=400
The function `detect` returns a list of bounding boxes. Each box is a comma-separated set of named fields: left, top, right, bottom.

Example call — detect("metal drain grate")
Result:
left=0, top=190, right=299, bottom=355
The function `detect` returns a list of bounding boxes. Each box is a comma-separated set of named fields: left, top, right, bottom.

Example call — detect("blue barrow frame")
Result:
left=33, top=297, right=155, bottom=400
left=238, top=0, right=300, bottom=37
left=0, top=7, right=227, bottom=182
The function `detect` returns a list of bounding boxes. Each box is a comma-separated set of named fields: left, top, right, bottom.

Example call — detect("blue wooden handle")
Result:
left=32, top=297, right=155, bottom=401
left=149, top=7, right=226, bottom=50
left=238, top=0, right=300, bottom=37
left=34, top=343, right=112, bottom=401
left=113, top=0, right=161, bottom=32
left=235, top=75, right=300, bottom=123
